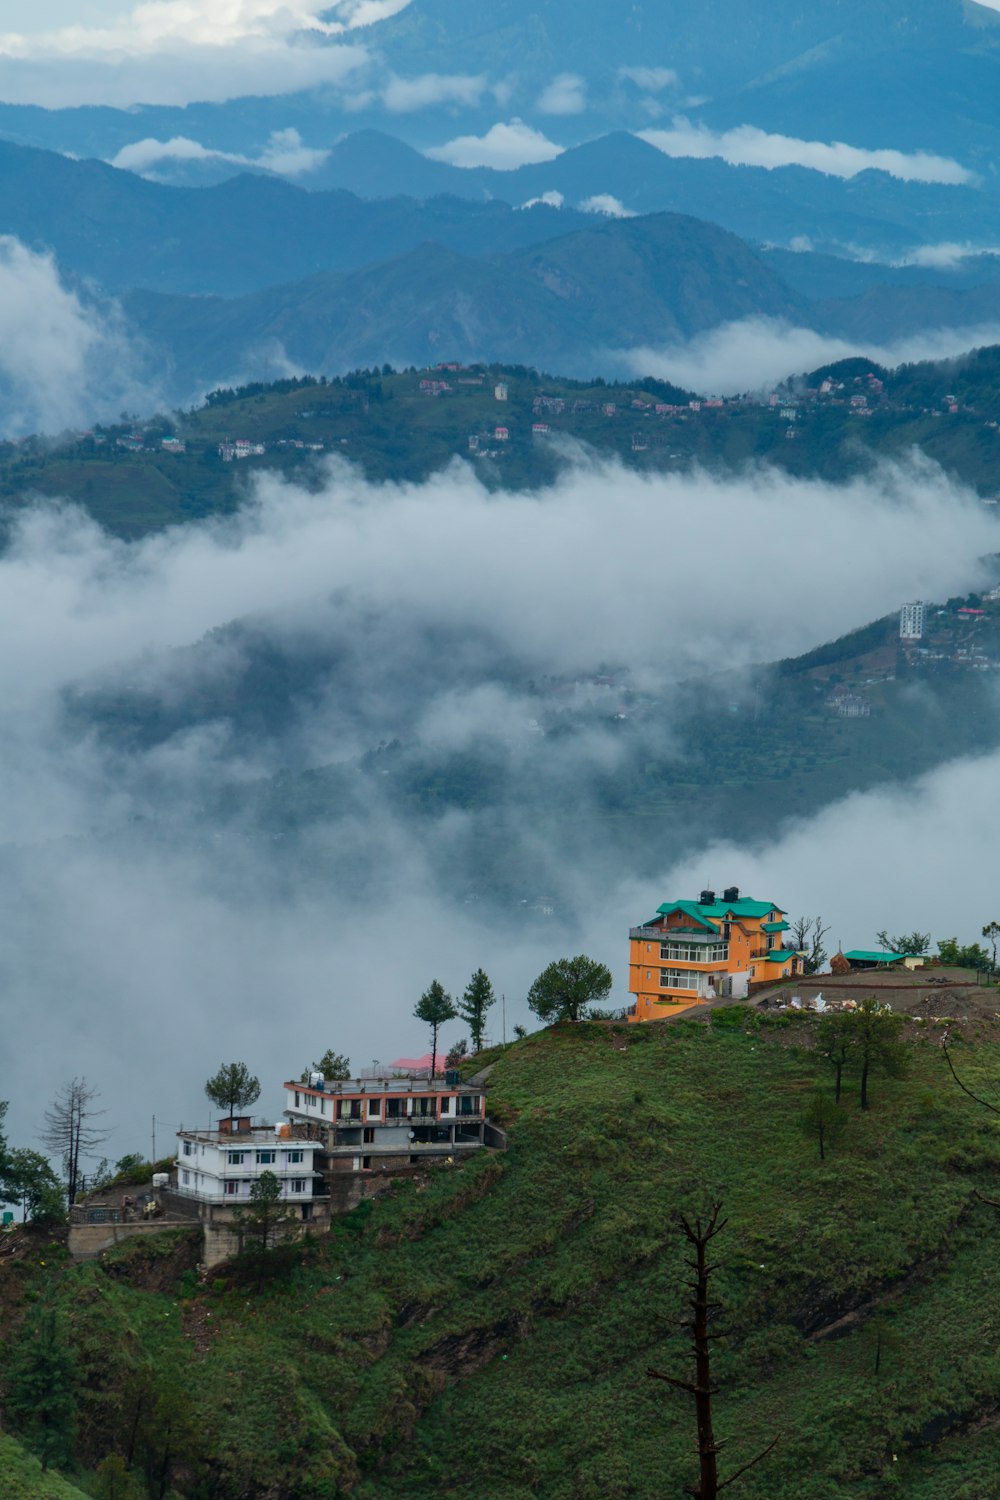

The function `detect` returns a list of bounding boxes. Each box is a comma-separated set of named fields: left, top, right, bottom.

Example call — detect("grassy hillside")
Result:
left=3, top=1015, right=1000, bottom=1497
left=0, top=1434, right=90, bottom=1498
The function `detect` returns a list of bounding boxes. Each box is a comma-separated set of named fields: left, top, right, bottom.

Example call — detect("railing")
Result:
left=630, top=926, right=663, bottom=940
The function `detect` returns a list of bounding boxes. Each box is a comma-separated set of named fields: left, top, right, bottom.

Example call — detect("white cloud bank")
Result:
left=0, top=446, right=995, bottom=1153
left=0, top=237, right=157, bottom=436
left=536, top=73, right=587, bottom=116
left=425, top=119, right=565, bottom=171
left=111, top=127, right=328, bottom=180
left=638, top=120, right=973, bottom=185
left=0, top=0, right=372, bottom=105
left=618, top=316, right=1000, bottom=396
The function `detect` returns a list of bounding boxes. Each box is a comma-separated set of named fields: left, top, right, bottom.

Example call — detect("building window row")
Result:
left=659, top=942, right=728, bottom=963
left=659, top=970, right=709, bottom=991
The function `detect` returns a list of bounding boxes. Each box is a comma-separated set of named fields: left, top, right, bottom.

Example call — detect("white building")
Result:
left=900, top=601, right=926, bottom=640
left=494, top=381, right=509, bottom=401
left=173, top=1118, right=327, bottom=1222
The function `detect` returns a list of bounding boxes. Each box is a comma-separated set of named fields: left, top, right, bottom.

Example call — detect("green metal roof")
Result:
left=843, top=950, right=904, bottom=964
left=762, top=920, right=789, bottom=932
left=652, top=901, right=719, bottom=931
left=762, top=949, right=798, bottom=963
left=654, top=897, right=781, bottom=924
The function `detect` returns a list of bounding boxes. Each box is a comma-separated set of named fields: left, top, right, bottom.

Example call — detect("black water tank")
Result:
left=700, top=889, right=716, bottom=904
left=723, top=886, right=740, bottom=902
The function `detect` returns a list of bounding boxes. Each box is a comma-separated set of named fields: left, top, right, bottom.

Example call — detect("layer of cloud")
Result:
left=892, top=243, right=1000, bottom=271
left=110, top=128, right=328, bottom=180
left=617, top=316, right=1000, bottom=396
left=536, top=73, right=587, bottom=116
left=381, top=70, right=487, bottom=112
left=618, top=65, right=679, bottom=91
left=579, top=193, right=634, bottom=218
left=650, top=745, right=1000, bottom=968
left=638, top=120, right=973, bottom=185
left=0, top=1, right=371, bottom=105
left=520, top=190, right=565, bottom=210
left=425, top=119, right=565, bottom=171
left=0, top=237, right=158, bottom=437
left=2, top=352, right=998, bottom=1157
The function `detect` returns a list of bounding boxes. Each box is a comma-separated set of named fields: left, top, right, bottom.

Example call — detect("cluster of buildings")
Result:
left=168, top=1071, right=492, bottom=1227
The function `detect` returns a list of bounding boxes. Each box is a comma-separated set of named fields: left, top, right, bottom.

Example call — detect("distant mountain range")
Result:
left=120, top=213, right=805, bottom=389
left=6, top=137, right=1000, bottom=401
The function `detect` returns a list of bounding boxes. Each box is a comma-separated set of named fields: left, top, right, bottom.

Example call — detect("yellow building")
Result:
left=628, top=886, right=803, bottom=1022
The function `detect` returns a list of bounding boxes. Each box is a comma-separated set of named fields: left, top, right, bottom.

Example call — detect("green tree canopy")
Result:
left=845, top=998, right=907, bottom=1110
left=6, top=1303, right=77, bottom=1471
left=414, top=981, right=457, bottom=1079
left=458, top=969, right=496, bottom=1052
left=527, top=955, right=613, bottom=1024
left=876, top=929, right=930, bottom=955
left=204, top=1062, right=261, bottom=1124
left=233, top=1170, right=297, bottom=1258
left=313, top=1050, right=351, bottom=1081
left=799, top=1091, right=847, bottom=1160
left=937, top=937, right=991, bottom=969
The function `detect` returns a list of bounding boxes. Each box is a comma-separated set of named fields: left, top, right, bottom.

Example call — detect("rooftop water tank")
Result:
left=151, top=1173, right=169, bottom=1189
left=309, top=1071, right=324, bottom=1088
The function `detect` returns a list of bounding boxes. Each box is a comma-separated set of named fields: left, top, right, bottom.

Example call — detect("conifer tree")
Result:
left=6, top=1303, right=77, bottom=1471
left=458, top=968, right=496, bottom=1052
left=414, top=980, right=457, bottom=1078
left=204, top=1061, right=261, bottom=1125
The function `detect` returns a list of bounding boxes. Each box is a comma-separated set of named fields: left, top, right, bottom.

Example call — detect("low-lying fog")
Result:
left=1, top=446, right=998, bottom=1164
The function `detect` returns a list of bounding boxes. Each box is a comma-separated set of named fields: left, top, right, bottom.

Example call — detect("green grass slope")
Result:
left=3, top=1016, right=1000, bottom=1497
left=0, top=1433, right=90, bottom=1498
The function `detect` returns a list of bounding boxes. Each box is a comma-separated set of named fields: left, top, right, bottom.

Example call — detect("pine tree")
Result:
left=204, top=1061, right=261, bottom=1125
left=458, top=969, right=496, bottom=1052
left=6, top=1303, right=77, bottom=1471
left=414, top=981, right=457, bottom=1078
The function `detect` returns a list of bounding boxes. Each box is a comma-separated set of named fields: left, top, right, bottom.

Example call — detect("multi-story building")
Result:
left=283, top=1074, right=488, bottom=1173
left=172, top=1116, right=329, bottom=1222
left=900, top=601, right=926, bottom=640
left=628, top=887, right=804, bottom=1022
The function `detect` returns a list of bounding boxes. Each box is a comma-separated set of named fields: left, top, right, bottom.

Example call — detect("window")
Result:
left=290, top=1179, right=307, bottom=1194
left=224, top=1181, right=238, bottom=1196
left=362, top=1156, right=372, bottom=1170
left=182, top=1140, right=192, bottom=1156
left=256, top=1150, right=275, bottom=1165
left=659, top=970, right=705, bottom=991
left=660, top=942, right=728, bottom=963
left=439, top=1096, right=452, bottom=1115
left=227, top=1151, right=246, bottom=1165
left=294, top=1091, right=300, bottom=1108
left=181, top=1170, right=190, bottom=1185
left=287, top=1149, right=303, bottom=1164
left=367, top=1098, right=381, bottom=1117
left=363, top=1128, right=374, bottom=1143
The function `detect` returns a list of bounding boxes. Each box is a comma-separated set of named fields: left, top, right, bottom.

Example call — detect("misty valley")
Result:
left=6, top=0, right=1000, bottom=1495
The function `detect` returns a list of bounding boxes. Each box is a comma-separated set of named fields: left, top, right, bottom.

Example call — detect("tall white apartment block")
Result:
left=900, top=601, right=926, bottom=640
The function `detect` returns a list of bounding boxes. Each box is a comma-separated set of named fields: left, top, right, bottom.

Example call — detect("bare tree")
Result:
left=40, top=1077, right=111, bottom=1206
left=788, top=916, right=830, bottom=975
left=648, top=1204, right=778, bottom=1498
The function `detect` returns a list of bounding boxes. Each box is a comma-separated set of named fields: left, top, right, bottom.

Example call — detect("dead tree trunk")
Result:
left=648, top=1203, right=778, bottom=1499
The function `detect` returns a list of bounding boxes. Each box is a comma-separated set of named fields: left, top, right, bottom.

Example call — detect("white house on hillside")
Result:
left=173, top=1118, right=328, bottom=1222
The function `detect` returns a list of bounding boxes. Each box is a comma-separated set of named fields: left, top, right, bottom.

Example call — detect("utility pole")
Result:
left=502, top=992, right=507, bottom=1046
left=152, top=1115, right=156, bottom=1165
